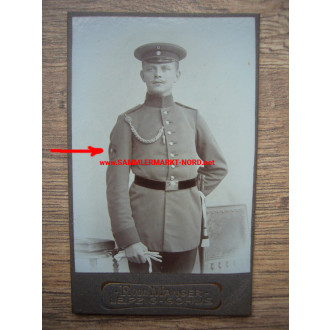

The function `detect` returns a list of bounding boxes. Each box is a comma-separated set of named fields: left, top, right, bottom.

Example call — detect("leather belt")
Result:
left=134, top=175, right=197, bottom=191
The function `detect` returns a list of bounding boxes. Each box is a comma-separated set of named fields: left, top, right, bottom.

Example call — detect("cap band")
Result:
left=141, top=50, right=179, bottom=62
left=134, top=43, right=187, bottom=62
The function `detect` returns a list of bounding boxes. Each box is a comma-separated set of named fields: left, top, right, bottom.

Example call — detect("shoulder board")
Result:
left=124, top=104, right=143, bottom=115
left=175, top=102, right=198, bottom=111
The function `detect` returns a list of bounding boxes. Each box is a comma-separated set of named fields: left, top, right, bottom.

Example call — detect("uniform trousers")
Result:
left=128, top=248, right=197, bottom=273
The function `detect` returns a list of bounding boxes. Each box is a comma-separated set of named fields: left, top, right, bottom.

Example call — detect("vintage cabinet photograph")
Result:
left=68, top=13, right=258, bottom=315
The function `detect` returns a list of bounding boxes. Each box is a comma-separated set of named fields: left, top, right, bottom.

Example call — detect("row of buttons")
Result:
left=162, top=109, right=177, bottom=181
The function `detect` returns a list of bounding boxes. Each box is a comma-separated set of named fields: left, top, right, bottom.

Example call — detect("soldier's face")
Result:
left=140, top=62, right=181, bottom=97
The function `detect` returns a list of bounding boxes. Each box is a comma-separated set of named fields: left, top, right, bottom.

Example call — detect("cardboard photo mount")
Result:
left=68, top=12, right=259, bottom=315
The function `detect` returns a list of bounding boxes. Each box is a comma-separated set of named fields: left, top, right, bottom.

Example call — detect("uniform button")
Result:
left=166, top=120, right=170, bottom=125
left=170, top=153, right=175, bottom=157
left=169, top=142, right=174, bottom=146
left=171, top=165, right=176, bottom=169
left=170, top=176, right=175, bottom=180
left=163, top=110, right=168, bottom=114
left=167, top=131, right=172, bottom=135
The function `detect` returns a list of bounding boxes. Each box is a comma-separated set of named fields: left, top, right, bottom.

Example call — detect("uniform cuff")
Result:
left=114, top=226, right=141, bottom=249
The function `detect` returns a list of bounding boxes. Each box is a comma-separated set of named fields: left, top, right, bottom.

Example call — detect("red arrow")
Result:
left=50, top=146, right=103, bottom=157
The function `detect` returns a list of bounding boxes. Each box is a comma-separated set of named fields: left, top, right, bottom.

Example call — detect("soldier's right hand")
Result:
left=125, top=242, right=148, bottom=263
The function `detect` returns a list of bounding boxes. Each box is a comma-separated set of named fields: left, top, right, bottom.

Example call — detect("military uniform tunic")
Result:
left=106, top=93, right=228, bottom=252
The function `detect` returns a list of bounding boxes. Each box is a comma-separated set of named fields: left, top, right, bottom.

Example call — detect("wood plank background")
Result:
left=43, top=0, right=289, bottom=328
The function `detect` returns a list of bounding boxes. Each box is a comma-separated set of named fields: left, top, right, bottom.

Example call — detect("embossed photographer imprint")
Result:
left=101, top=283, right=222, bottom=310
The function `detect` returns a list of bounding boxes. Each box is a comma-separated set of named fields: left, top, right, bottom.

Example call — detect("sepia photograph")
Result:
left=68, top=13, right=258, bottom=315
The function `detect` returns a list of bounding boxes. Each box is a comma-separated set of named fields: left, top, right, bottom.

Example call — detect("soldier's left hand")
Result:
left=124, top=242, right=148, bottom=263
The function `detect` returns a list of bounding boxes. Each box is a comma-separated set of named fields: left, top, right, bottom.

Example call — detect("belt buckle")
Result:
left=165, top=180, right=179, bottom=191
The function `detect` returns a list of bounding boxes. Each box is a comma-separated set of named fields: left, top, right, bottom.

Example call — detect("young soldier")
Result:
left=106, top=43, right=228, bottom=273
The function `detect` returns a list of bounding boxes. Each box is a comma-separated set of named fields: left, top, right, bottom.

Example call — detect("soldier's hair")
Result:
left=142, top=61, right=180, bottom=71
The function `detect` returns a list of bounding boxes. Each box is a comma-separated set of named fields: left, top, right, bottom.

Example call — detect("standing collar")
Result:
left=144, top=93, right=174, bottom=108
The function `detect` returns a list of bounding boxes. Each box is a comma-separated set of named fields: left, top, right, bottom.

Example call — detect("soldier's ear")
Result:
left=175, top=69, right=181, bottom=81
left=140, top=70, right=145, bottom=82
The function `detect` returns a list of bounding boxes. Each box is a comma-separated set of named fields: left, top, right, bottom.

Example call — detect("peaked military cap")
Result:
left=134, top=42, right=187, bottom=63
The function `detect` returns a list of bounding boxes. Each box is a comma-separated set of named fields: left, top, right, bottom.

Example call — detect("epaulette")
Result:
left=175, top=102, right=198, bottom=111
left=124, top=104, right=143, bottom=115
